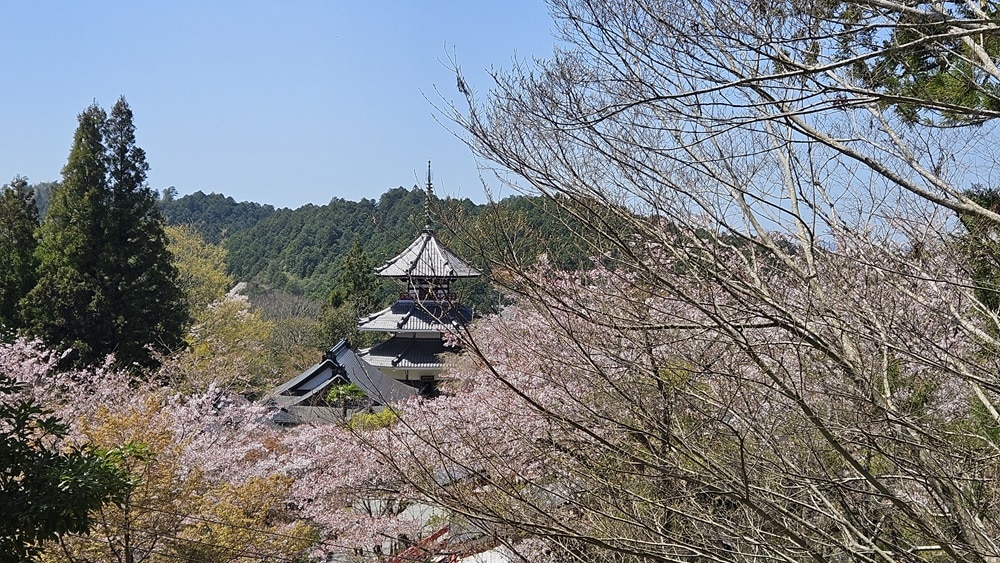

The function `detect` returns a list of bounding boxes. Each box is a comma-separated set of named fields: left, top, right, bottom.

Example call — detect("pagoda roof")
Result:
left=361, top=336, right=454, bottom=369
left=359, top=301, right=473, bottom=333
left=375, top=229, right=480, bottom=279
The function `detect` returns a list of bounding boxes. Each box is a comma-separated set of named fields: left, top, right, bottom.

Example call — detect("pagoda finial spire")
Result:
left=424, top=160, right=434, bottom=232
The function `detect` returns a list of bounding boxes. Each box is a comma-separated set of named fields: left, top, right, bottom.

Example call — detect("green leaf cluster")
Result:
left=346, top=407, right=398, bottom=430
left=958, top=186, right=1000, bottom=312
left=852, top=0, right=1000, bottom=124
left=325, top=382, right=367, bottom=404
left=166, top=225, right=234, bottom=315
left=0, top=373, right=132, bottom=561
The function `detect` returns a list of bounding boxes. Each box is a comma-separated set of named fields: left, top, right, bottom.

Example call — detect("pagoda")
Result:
left=269, top=164, right=480, bottom=422
left=358, top=163, right=480, bottom=395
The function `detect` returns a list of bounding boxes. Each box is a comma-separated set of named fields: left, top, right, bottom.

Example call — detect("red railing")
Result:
left=387, top=525, right=450, bottom=563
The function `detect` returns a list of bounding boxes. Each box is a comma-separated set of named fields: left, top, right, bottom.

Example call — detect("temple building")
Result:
left=358, top=222, right=480, bottom=393
left=270, top=164, right=481, bottom=423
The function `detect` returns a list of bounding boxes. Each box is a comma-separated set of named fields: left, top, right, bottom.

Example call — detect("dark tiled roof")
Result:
left=269, top=339, right=417, bottom=416
left=270, top=359, right=343, bottom=408
left=272, top=406, right=345, bottom=425
left=334, top=341, right=418, bottom=403
left=358, top=301, right=473, bottom=333
left=375, top=229, right=480, bottom=279
left=361, top=336, right=453, bottom=369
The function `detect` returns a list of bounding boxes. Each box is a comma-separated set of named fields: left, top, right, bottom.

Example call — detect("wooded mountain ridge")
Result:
left=155, top=186, right=590, bottom=299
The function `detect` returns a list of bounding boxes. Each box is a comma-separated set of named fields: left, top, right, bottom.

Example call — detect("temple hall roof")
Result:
left=358, top=301, right=473, bottom=333
left=375, top=229, right=480, bottom=279
left=269, top=339, right=418, bottom=422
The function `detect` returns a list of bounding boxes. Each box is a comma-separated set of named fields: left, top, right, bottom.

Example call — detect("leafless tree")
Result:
left=375, top=1, right=1000, bottom=562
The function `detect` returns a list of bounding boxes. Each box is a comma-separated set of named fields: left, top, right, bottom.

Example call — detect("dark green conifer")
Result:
left=102, top=97, right=188, bottom=368
left=22, top=99, right=188, bottom=369
left=0, top=176, right=39, bottom=335
left=22, top=104, right=114, bottom=364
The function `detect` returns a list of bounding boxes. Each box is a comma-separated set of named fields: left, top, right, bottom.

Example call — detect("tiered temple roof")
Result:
left=358, top=301, right=474, bottom=333
left=362, top=336, right=454, bottom=369
left=362, top=164, right=480, bottom=374
left=375, top=227, right=480, bottom=279
left=361, top=224, right=479, bottom=372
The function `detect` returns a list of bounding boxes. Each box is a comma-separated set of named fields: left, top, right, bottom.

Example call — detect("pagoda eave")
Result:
left=361, top=336, right=456, bottom=369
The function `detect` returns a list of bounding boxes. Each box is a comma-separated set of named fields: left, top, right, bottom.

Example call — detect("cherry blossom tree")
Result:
left=1, top=338, right=435, bottom=562
left=377, top=0, right=1000, bottom=560
left=370, top=245, right=999, bottom=561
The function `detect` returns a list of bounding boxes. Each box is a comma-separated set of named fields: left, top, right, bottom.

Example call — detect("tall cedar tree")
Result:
left=0, top=176, right=39, bottom=335
left=21, top=99, right=188, bottom=369
left=103, top=98, right=188, bottom=367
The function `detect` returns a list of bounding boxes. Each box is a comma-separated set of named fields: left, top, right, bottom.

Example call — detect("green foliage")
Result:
left=346, top=407, right=398, bottom=430
left=103, top=98, right=189, bottom=369
left=21, top=99, right=189, bottom=369
left=317, top=299, right=365, bottom=350
left=160, top=184, right=600, bottom=325
left=459, top=194, right=597, bottom=271
left=325, top=382, right=366, bottom=404
left=965, top=395, right=1000, bottom=446
left=221, top=187, right=463, bottom=298
left=224, top=198, right=377, bottom=298
left=29, top=181, right=57, bottom=220
left=338, top=238, right=377, bottom=301
left=249, top=287, right=326, bottom=381
left=162, top=186, right=592, bottom=310
left=164, top=227, right=322, bottom=392
left=319, top=239, right=385, bottom=348
left=44, top=399, right=314, bottom=563
left=166, top=225, right=234, bottom=314
left=170, top=293, right=276, bottom=393
left=157, top=190, right=275, bottom=244
left=0, top=373, right=132, bottom=560
left=22, top=104, right=114, bottom=365
left=0, top=176, right=39, bottom=335
left=958, top=186, right=1000, bottom=312
left=855, top=1, right=1000, bottom=124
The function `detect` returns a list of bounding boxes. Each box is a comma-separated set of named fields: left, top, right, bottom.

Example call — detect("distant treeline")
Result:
left=155, top=186, right=597, bottom=300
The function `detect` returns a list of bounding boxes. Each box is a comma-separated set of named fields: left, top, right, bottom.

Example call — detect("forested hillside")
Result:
left=158, top=185, right=591, bottom=300
left=158, top=189, right=275, bottom=244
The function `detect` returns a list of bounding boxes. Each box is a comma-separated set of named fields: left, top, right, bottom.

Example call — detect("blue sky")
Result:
left=0, top=1, right=557, bottom=208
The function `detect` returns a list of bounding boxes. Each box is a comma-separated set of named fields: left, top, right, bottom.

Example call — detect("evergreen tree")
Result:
left=22, top=104, right=114, bottom=364
left=958, top=186, right=1000, bottom=312
left=0, top=176, right=39, bottom=335
left=865, top=0, right=1000, bottom=124
left=337, top=237, right=377, bottom=306
left=102, top=97, right=188, bottom=368
left=29, top=181, right=57, bottom=220
left=22, top=100, right=188, bottom=369
left=319, top=238, right=380, bottom=347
